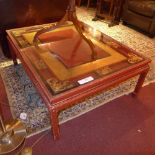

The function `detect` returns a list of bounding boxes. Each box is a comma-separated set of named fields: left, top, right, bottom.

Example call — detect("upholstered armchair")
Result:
left=121, top=0, right=155, bottom=37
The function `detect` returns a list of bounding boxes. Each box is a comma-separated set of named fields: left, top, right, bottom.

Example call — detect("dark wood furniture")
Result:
left=77, top=0, right=95, bottom=8
left=0, top=0, right=69, bottom=58
left=93, top=0, right=125, bottom=26
left=7, top=22, right=150, bottom=140
left=122, top=0, right=155, bottom=37
left=95, top=0, right=114, bottom=19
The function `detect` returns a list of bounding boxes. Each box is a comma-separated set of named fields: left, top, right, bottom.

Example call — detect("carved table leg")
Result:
left=8, top=41, right=18, bottom=65
left=10, top=49, right=18, bottom=65
left=133, top=68, right=149, bottom=96
left=50, top=108, right=60, bottom=140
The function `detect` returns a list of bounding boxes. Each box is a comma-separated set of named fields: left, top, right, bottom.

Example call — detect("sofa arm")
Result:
left=149, top=16, right=155, bottom=37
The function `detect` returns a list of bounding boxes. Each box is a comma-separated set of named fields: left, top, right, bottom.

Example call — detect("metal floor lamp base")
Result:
left=0, top=117, right=27, bottom=154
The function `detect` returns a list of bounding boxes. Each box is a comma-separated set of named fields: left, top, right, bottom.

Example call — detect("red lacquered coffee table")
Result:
left=7, top=22, right=151, bottom=140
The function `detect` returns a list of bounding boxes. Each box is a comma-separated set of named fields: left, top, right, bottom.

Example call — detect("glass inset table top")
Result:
left=9, top=23, right=144, bottom=95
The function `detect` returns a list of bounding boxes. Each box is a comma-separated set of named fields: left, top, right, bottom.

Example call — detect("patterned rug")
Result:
left=0, top=7, right=155, bottom=137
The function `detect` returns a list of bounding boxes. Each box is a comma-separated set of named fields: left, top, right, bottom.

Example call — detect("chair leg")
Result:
left=109, top=0, right=114, bottom=16
left=77, top=0, right=81, bottom=6
left=87, top=0, right=90, bottom=8
left=148, top=33, right=154, bottom=38
left=122, top=21, right=127, bottom=25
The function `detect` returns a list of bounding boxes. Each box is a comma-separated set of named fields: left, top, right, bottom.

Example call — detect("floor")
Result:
left=1, top=57, right=155, bottom=155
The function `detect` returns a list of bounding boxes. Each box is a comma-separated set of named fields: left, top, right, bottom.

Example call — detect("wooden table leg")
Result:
left=133, top=68, right=150, bottom=95
left=7, top=39, right=18, bottom=65
left=87, top=0, right=89, bottom=8
left=11, top=51, right=18, bottom=66
left=76, top=0, right=81, bottom=6
left=10, top=47, right=18, bottom=65
left=50, top=108, right=60, bottom=140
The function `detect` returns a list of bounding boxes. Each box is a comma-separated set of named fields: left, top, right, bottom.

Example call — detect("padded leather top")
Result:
left=128, top=0, right=155, bottom=17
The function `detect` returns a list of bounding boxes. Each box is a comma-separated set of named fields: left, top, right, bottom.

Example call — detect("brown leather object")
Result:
left=122, top=0, right=155, bottom=37
left=128, top=0, right=155, bottom=17
left=0, top=0, right=69, bottom=57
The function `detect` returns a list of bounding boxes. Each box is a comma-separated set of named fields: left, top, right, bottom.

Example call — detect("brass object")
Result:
left=47, top=77, right=76, bottom=94
left=106, top=41, right=120, bottom=48
left=35, top=59, right=47, bottom=70
left=128, top=53, right=143, bottom=64
left=21, top=147, right=32, bottom=155
left=33, top=0, right=97, bottom=60
left=96, top=66, right=112, bottom=76
left=0, top=114, right=27, bottom=154
left=23, top=31, right=37, bottom=45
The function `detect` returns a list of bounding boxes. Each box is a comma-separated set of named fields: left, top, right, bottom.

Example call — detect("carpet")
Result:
left=0, top=7, right=155, bottom=137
